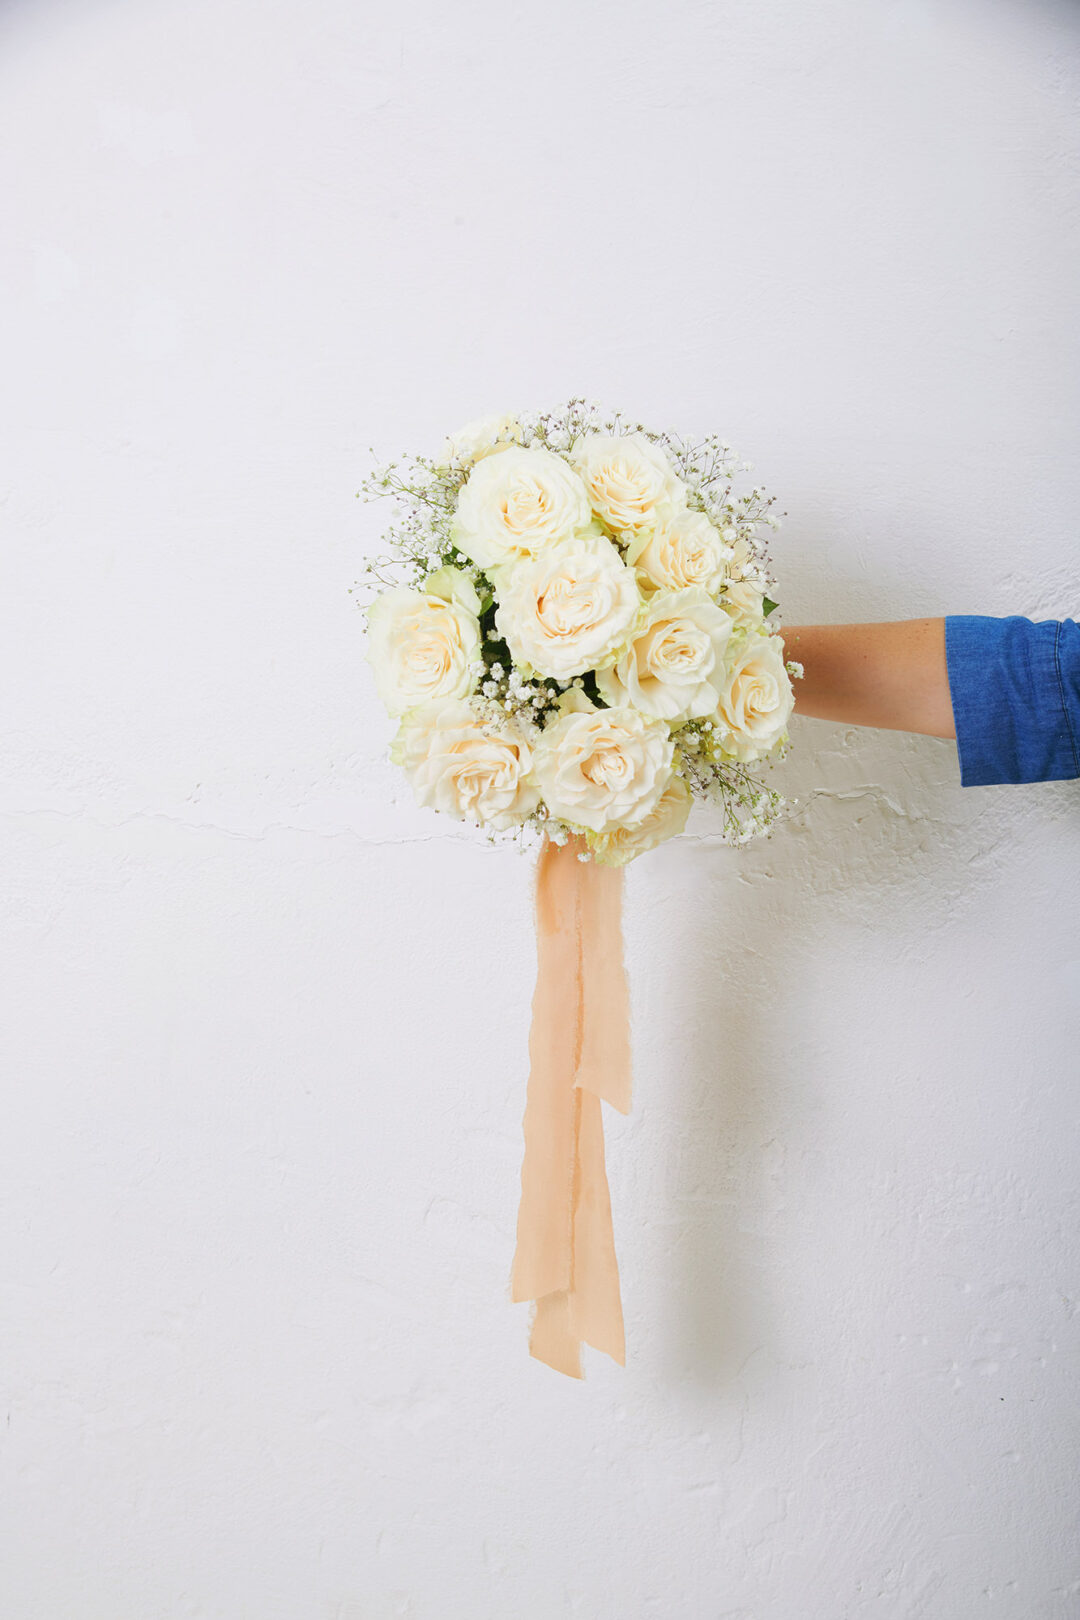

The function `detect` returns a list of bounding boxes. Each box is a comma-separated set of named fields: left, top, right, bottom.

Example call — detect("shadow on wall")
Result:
left=626, top=674, right=1075, bottom=1391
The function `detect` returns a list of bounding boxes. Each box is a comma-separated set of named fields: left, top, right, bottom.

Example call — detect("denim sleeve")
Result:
left=944, top=615, right=1080, bottom=786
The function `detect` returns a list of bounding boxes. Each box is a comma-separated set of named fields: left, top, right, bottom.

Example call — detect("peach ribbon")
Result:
left=510, top=835, right=631, bottom=1378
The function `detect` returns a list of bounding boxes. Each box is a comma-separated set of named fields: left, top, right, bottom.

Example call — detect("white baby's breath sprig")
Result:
left=674, top=718, right=790, bottom=844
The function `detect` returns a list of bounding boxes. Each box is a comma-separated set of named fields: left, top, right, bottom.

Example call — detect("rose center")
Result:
left=744, top=673, right=777, bottom=716
left=583, top=743, right=632, bottom=790
left=537, top=576, right=606, bottom=636
left=503, top=480, right=553, bottom=533
left=647, top=621, right=711, bottom=677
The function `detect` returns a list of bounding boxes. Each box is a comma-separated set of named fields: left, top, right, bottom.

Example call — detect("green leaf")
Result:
left=762, top=596, right=779, bottom=617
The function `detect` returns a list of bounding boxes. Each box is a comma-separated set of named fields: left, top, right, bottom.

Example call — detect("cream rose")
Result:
left=531, top=706, right=674, bottom=834
left=719, top=580, right=767, bottom=630
left=438, top=413, right=523, bottom=469
left=572, top=433, right=686, bottom=535
left=452, top=446, right=593, bottom=567
left=493, top=534, right=641, bottom=680
left=588, top=772, right=692, bottom=866
left=421, top=564, right=483, bottom=615
left=367, top=583, right=481, bottom=717
left=713, top=633, right=794, bottom=761
left=391, top=699, right=540, bottom=829
left=625, top=505, right=729, bottom=595
left=595, top=587, right=733, bottom=722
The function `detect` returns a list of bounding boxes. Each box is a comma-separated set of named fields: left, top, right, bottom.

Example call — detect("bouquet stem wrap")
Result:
left=510, top=835, right=631, bottom=1378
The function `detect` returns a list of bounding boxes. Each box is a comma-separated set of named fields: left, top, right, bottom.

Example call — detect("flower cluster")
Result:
left=358, top=401, right=799, bottom=862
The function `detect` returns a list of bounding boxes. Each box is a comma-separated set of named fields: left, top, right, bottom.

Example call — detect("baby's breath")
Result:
left=357, top=400, right=795, bottom=854
left=353, top=454, right=468, bottom=595
left=674, top=719, right=790, bottom=843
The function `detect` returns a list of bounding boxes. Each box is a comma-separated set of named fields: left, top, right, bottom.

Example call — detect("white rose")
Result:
left=391, top=699, right=540, bottom=829
left=494, top=534, right=641, bottom=681
left=572, top=433, right=686, bottom=535
left=438, top=413, right=523, bottom=469
left=367, top=584, right=481, bottom=717
left=719, top=580, right=766, bottom=630
left=421, top=564, right=483, bottom=615
left=713, top=633, right=794, bottom=761
left=531, top=706, right=674, bottom=834
left=588, top=772, right=692, bottom=866
left=625, top=505, right=729, bottom=595
left=595, top=587, right=733, bottom=722
left=452, top=446, right=593, bottom=568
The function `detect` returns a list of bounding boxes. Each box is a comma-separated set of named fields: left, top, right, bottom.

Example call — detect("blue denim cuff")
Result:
left=945, top=615, right=1080, bottom=786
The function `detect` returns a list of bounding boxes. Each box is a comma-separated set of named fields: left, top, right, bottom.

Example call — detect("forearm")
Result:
left=782, top=618, right=956, bottom=739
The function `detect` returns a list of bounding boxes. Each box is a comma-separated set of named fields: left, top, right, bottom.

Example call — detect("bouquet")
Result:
left=360, top=401, right=798, bottom=1377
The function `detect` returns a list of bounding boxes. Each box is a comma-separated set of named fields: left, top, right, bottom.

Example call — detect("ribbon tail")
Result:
left=577, top=848, right=632, bottom=1115
left=510, top=836, right=630, bottom=1377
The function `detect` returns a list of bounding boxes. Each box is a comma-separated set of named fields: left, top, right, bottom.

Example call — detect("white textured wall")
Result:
left=3, top=1, right=1079, bottom=1615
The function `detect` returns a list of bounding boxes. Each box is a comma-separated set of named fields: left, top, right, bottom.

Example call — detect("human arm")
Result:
left=781, top=618, right=956, bottom=739
left=782, top=614, right=1080, bottom=784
